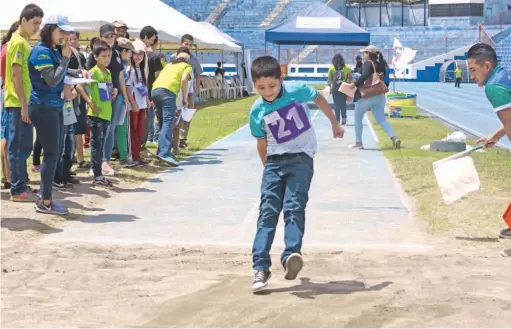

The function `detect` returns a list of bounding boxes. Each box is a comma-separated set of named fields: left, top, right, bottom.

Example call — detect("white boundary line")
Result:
left=364, top=113, right=380, bottom=144
left=418, top=104, right=510, bottom=151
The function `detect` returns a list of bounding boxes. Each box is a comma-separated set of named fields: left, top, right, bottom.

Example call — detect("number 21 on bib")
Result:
left=264, top=102, right=311, bottom=144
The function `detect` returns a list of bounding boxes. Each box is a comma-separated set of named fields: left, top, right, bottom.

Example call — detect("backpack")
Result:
left=332, top=67, right=346, bottom=92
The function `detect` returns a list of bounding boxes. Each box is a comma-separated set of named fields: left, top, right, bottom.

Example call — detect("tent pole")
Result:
left=278, top=45, right=281, bottom=61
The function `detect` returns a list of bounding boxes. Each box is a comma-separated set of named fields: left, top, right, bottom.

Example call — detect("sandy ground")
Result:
left=1, top=180, right=511, bottom=328
left=1, top=238, right=511, bottom=328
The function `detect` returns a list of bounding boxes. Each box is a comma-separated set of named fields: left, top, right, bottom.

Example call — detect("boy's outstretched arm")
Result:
left=257, top=138, right=267, bottom=167
left=314, top=94, right=344, bottom=138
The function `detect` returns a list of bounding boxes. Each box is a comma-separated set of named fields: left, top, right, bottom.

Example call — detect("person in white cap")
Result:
left=346, top=45, right=401, bottom=150
left=113, top=20, right=128, bottom=38
left=28, top=14, right=89, bottom=215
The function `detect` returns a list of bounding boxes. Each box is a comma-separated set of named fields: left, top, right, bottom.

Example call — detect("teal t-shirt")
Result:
left=249, top=82, right=318, bottom=158
left=484, top=65, right=511, bottom=113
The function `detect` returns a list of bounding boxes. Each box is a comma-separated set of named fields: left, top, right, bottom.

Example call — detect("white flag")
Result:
left=392, top=37, right=416, bottom=78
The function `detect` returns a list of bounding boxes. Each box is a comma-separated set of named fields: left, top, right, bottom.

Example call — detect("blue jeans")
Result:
left=103, top=94, right=124, bottom=161
left=151, top=88, right=177, bottom=158
left=5, top=107, right=33, bottom=196
left=55, top=124, right=75, bottom=183
left=29, top=103, right=63, bottom=201
left=332, top=91, right=347, bottom=121
left=145, top=106, right=158, bottom=142
left=89, top=116, right=110, bottom=178
left=252, top=152, right=314, bottom=271
left=354, top=94, right=395, bottom=143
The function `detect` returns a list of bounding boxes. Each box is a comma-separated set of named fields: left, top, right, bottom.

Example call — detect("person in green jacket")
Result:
left=454, top=64, right=462, bottom=88
left=328, top=54, right=351, bottom=125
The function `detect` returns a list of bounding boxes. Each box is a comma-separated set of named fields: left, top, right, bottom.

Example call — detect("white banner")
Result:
left=296, top=17, right=341, bottom=29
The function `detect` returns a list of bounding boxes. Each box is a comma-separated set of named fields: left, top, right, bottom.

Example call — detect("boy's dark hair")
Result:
left=467, top=43, right=498, bottom=66
left=74, top=31, right=80, bottom=39
left=19, top=3, right=44, bottom=24
left=140, top=26, right=158, bottom=41
left=92, top=40, right=111, bottom=57
left=181, top=34, right=194, bottom=43
left=1, top=21, right=20, bottom=46
left=89, top=37, right=99, bottom=51
left=251, top=56, right=281, bottom=81
left=39, top=24, right=59, bottom=47
left=171, top=47, right=191, bottom=64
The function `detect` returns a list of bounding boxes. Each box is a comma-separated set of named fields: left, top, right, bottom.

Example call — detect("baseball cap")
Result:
left=99, top=24, right=116, bottom=38
left=360, top=45, right=379, bottom=54
left=116, top=37, right=135, bottom=52
left=113, top=20, right=128, bottom=28
left=44, top=14, right=75, bottom=33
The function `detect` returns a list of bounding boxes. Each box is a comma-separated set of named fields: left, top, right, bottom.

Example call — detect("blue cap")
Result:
left=44, top=14, right=75, bottom=32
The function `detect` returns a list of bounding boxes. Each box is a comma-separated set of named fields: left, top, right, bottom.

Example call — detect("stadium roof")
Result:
left=265, top=1, right=370, bottom=46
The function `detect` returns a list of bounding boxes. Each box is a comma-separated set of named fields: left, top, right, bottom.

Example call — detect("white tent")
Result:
left=0, top=0, right=242, bottom=52
left=198, top=21, right=241, bottom=46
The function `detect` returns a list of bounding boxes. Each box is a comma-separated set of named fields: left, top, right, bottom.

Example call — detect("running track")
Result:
left=394, top=82, right=511, bottom=150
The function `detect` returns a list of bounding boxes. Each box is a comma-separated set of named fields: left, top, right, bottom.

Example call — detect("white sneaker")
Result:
left=284, top=253, right=303, bottom=280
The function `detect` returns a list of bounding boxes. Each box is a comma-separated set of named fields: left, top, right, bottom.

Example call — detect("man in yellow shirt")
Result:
left=455, top=64, right=462, bottom=88
left=151, top=47, right=192, bottom=167
left=4, top=4, right=43, bottom=202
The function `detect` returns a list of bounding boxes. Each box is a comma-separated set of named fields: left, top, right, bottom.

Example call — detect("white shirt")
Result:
left=126, top=66, right=148, bottom=109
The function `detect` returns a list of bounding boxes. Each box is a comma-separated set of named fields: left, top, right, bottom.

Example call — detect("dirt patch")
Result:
left=1, top=240, right=510, bottom=328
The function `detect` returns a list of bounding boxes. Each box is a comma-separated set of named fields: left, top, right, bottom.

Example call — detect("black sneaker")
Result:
left=93, top=176, right=113, bottom=187
left=341, top=118, right=347, bottom=126
left=66, top=176, right=80, bottom=185
left=34, top=199, right=69, bottom=215
left=179, top=141, right=188, bottom=150
left=284, top=253, right=303, bottom=280
left=252, top=270, right=271, bottom=292
left=120, top=159, right=138, bottom=168
left=499, top=228, right=511, bottom=239
left=52, top=181, right=67, bottom=189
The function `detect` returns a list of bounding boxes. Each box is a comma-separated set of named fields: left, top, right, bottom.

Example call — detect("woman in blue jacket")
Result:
left=28, top=15, right=88, bottom=215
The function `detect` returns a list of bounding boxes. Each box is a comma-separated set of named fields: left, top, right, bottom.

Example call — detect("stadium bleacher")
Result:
left=163, top=0, right=511, bottom=71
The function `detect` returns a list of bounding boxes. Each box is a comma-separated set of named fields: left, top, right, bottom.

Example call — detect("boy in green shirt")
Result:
left=4, top=4, right=43, bottom=202
left=76, top=41, right=114, bottom=187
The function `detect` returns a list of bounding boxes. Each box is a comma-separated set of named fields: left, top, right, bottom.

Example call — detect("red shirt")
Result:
left=1, top=43, right=7, bottom=90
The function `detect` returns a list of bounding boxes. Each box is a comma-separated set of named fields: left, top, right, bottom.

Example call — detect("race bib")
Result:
left=98, top=82, right=112, bottom=101
left=135, top=82, right=148, bottom=97
left=264, top=102, right=311, bottom=144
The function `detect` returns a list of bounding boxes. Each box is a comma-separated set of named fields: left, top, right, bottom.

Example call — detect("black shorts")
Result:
left=74, top=100, right=87, bottom=135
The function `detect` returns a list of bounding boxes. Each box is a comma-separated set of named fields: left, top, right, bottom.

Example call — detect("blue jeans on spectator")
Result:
left=145, top=106, right=158, bottom=142
left=28, top=102, right=63, bottom=201
left=88, top=116, right=110, bottom=178
left=252, top=152, right=314, bottom=271
left=5, top=107, right=33, bottom=196
left=55, top=124, right=75, bottom=183
left=103, top=94, right=124, bottom=161
left=151, top=88, right=177, bottom=158
left=354, top=94, right=395, bottom=143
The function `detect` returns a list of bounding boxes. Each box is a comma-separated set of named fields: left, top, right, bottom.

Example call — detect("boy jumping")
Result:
left=248, top=56, right=344, bottom=292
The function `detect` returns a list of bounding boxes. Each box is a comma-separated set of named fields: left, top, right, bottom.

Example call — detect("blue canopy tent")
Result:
left=265, top=2, right=370, bottom=47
